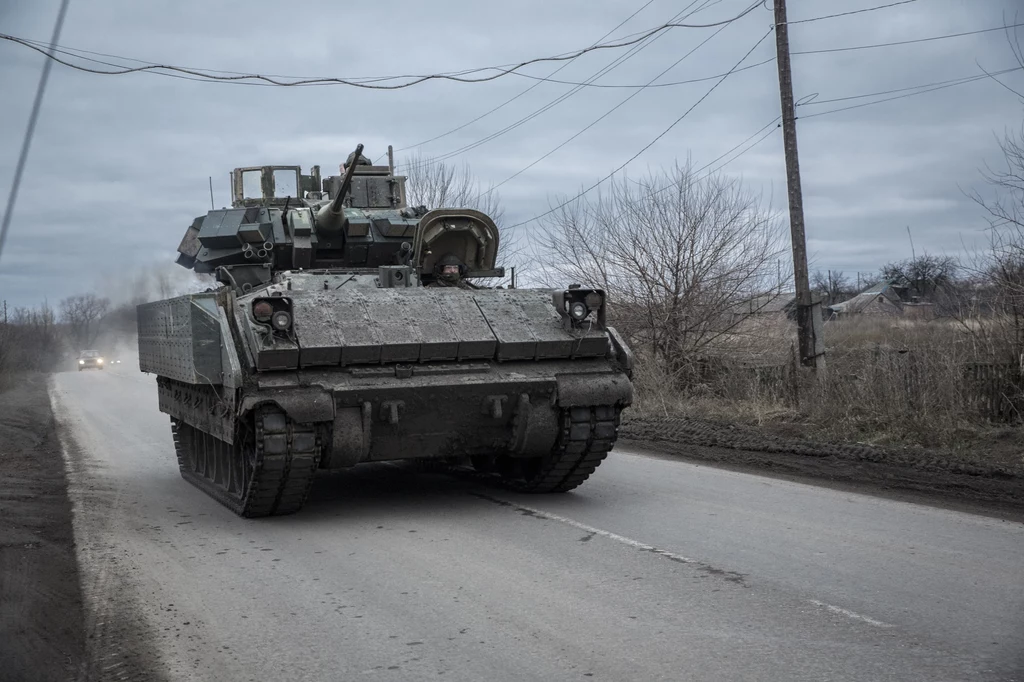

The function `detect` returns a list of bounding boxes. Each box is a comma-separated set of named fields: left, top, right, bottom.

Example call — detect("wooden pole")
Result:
left=774, top=0, right=823, bottom=371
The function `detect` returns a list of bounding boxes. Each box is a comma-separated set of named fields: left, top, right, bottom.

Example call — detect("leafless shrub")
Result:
left=535, top=163, right=786, bottom=383
left=811, top=269, right=857, bottom=306
left=879, top=255, right=960, bottom=299
left=0, top=301, right=63, bottom=391
left=402, top=154, right=522, bottom=274
left=60, top=293, right=110, bottom=351
left=961, top=115, right=1024, bottom=360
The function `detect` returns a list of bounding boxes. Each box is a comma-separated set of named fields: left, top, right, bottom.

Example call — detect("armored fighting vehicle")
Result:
left=137, top=144, right=634, bottom=517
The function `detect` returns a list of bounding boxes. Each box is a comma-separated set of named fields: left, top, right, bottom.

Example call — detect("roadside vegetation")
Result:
left=517, top=107, right=1023, bottom=470
left=0, top=264, right=206, bottom=392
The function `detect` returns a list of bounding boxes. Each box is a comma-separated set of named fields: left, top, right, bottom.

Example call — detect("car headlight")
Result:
left=78, top=360, right=84, bottom=365
left=97, top=358, right=104, bottom=364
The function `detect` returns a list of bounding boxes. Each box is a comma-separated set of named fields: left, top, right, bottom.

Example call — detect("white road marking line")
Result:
left=479, top=495, right=701, bottom=564
left=807, top=599, right=894, bottom=628
left=482, top=496, right=895, bottom=627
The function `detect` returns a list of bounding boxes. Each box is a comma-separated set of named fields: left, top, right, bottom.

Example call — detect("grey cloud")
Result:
left=0, top=0, right=1021, bottom=307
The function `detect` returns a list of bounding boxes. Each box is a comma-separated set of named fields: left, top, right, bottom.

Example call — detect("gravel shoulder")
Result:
left=0, top=373, right=87, bottom=682
left=620, top=415, right=1024, bottom=519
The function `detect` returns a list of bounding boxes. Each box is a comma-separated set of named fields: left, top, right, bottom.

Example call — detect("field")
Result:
left=624, top=314, right=1024, bottom=491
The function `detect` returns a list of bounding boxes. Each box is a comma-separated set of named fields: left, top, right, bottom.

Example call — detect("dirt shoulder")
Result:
left=0, top=373, right=87, bottom=682
left=620, top=415, right=1024, bottom=520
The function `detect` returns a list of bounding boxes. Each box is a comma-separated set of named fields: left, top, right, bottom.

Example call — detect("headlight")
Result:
left=271, top=310, right=292, bottom=331
left=97, top=358, right=104, bottom=364
left=570, top=301, right=589, bottom=321
left=252, top=300, right=274, bottom=322
left=78, top=360, right=84, bottom=365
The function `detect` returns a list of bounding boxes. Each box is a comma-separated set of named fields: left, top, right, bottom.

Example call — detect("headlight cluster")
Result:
left=252, top=296, right=293, bottom=333
left=78, top=360, right=84, bottom=365
left=553, top=288, right=605, bottom=326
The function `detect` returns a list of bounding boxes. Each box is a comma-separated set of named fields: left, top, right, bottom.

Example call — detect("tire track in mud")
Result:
left=50, top=385, right=169, bottom=682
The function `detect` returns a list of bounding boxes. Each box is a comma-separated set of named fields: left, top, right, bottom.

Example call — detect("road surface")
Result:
left=50, top=366, right=1024, bottom=681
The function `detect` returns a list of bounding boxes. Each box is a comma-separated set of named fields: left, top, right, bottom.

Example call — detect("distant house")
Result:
left=828, top=281, right=933, bottom=319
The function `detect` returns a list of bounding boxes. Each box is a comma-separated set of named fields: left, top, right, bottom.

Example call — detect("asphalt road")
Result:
left=51, top=366, right=1024, bottom=681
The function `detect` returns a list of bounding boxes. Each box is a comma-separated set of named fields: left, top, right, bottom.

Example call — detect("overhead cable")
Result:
left=793, top=23, right=1024, bottom=56
left=0, top=4, right=761, bottom=90
left=506, top=56, right=775, bottom=88
left=797, top=66, right=1023, bottom=107
left=398, top=0, right=732, bottom=172
left=483, top=16, right=743, bottom=196
left=785, top=0, right=918, bottom=25
left=799, top=66, right=1024, bottom=118
left=382, top=0, right=659, bottom=160
left=505, top=28, right=774, bottom=230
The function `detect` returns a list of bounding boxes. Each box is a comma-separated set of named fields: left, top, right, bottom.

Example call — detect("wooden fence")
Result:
left=964, top=362, right=1024, bottom=423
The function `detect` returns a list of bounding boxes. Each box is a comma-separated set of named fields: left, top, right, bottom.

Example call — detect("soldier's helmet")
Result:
left=435, top=253, right=465, bottom=281
left=344, top=150, right=372, bottom=168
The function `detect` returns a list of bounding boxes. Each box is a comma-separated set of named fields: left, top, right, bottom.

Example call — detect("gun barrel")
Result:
left=317, top=143, right=363, bottom=234
left=331, top=143, right=363, bottom=213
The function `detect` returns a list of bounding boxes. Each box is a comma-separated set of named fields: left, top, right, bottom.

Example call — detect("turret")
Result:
left=170, top=144, right=501, bottom=293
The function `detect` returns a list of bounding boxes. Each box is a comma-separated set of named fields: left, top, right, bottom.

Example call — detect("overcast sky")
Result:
left=1, top=0, right=1021, bottom=307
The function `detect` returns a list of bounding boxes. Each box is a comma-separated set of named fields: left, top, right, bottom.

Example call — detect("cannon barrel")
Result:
left=316, top=143, right=363, bottom=234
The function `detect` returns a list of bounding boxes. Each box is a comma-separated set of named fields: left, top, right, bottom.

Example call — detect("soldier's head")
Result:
left=435, top=253, right=465, bottom=282
left=344, top=150, right=371, bottom=169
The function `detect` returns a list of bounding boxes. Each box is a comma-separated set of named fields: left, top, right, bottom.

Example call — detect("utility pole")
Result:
left=0, top=0, right=72, bottom=267
left=773, top=0, right=824, bottom=371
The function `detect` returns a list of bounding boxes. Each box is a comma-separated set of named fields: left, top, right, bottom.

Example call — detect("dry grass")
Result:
left=629, top=314, right=1024, bottom=458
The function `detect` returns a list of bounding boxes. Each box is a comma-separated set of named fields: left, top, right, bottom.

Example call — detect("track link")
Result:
left=171, top=405, right=321, bottom=517
left=503, top=405, right=620, bottom=493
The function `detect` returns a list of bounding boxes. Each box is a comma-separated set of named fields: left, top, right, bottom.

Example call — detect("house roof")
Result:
left=829, top=281, right=902, bottom=314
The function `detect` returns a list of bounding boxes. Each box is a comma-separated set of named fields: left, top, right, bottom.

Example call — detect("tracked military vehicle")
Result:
left=137, top=144, right=634, bottom=517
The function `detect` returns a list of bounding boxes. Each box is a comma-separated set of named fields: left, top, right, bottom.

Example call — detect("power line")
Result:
left=399, top=0, right=729, bottom=170
left=799, top=66, right=1024, bottom=119
left=0, top=0, right=72, bottom=268
left=398, top=0, right=732, bottom=172
left=381, top=0, right=660, bottom=161
left=546, top=119, right=780, bottom=246
left=570, top=62, right=1021, bottom=215
left=0, top=4, right=762, bottom=90
left=506, top=27, right=774, bottom=230
left=797, top=65, right=1023, bottom=107
left=636, top=117, right=781, bottom=205
left=793, top=23, right=1024, bottom=56
left=484, top=16, right=744, bottom=197
left=785, top=0, right=918, bottom=25
left=505, top=56, right=775, bottom=88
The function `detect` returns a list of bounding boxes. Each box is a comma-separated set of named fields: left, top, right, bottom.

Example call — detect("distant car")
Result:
left=78, top=350, right=105, bottom=371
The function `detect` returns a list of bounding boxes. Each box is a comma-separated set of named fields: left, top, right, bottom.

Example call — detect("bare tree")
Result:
left=811, top=269, right=854, bottom=305
left=879, top=255, right=960, bottom=299
left=402, top=154, right=522, bottom=273
left=535, top=163, right=785, bottom=378
left=0, top=302, right=63, bottom=387
left=60, top=293, right=110, bottom=350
